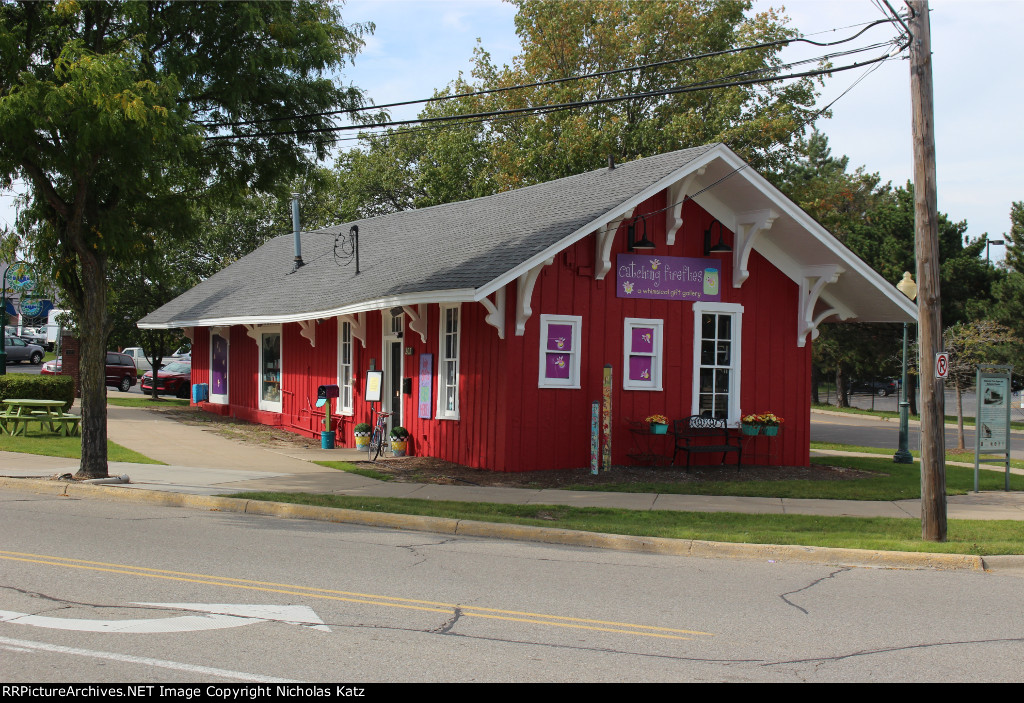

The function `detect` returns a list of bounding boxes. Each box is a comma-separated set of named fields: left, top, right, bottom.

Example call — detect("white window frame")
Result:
left=436, top=304, right=461, bottom=420
left=691, top=303, right=743, bottom=425
left=538, top=314, right=583, bottom=389
left=337, top=319, right=354, bottom=416
left=209, top=328, right=229, bottom=405
left=623, top=318, right=664, bottom=391
left=258, top=324, right=283, bottom=414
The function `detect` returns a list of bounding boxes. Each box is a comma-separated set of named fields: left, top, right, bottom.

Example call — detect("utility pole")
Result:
left=908, top=1, right=946, bottom=541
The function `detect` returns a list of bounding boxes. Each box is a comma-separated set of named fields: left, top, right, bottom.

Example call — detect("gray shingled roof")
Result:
left=140, top=144, right=717, bottom=327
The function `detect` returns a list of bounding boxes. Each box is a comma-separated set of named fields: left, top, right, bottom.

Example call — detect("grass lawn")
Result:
left=812, top=402, right=1024, bottom=430
left=107, top=396, right=190, bottom=408
left=561, top=453, right=1024, bottom=500
left=226, top=491, right=1024, bottom=556
left=810, top=441, right=1024, bottom=470
left=0, top=426, right=162, bottom=463
left=315, top=460, right=394, bottom=482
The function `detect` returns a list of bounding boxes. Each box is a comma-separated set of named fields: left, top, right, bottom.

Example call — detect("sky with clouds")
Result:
left=2, top=0, right=1021, bottom=263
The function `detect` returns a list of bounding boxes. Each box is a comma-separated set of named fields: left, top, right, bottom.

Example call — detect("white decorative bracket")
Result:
left=210, top=326, right=228, bottom=339
left=402, top=305, right=428, bottom=343
left=181, top=327, right=196, bottom=343
left=479, top=286, right=507, bottom=339
left=595, top=211, right=631, bottom=280
left=338, top=312, right=367, bottom=348
left=516, top=257, right=554, bottom=336
left=298, top=319, right=317, bottom=348
left=732, top=209, right=780, bottom=288
left=243, top=324, right=261, bottom=343
left=665, top=168, right=706, bottom=246
left=798, top=266, right=846, bottom=347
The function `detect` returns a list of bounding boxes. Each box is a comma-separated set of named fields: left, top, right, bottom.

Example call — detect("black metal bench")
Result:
left=672, top=415, right=742, bottom=470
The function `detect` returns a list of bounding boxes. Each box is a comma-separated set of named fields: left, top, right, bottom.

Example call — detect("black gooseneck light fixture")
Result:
left=627, top=213, right=656, bottom=251
left=703, top=219, right=733, bottom=256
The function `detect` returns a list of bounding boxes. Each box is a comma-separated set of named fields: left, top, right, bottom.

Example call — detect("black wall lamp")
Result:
left=703, top=220, right=732, bottom=256
left=627, top=214, right=656, bottom=251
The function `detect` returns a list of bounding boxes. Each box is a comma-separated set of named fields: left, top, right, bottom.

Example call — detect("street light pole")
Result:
left=986, top=239, right=1004, bottom=264
left=894, top=272, right=918, bottom=464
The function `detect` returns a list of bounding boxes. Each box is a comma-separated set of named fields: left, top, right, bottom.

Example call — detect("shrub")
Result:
left=390, top=426, right=409, bottom=439
left=0, top=375, right=75, bottom=412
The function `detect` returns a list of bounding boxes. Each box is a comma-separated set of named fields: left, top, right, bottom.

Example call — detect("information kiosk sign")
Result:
left=974, top=364, right=1013, bottom=492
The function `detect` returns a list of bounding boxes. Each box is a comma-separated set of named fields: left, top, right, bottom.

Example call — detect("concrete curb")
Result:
left=3, top=476, right=1010, bottom=573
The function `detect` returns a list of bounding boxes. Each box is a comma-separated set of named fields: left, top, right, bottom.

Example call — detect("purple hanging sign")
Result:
left=418, top=354, right=433, bottom=419
left=616, top=254, right=721, bottom=301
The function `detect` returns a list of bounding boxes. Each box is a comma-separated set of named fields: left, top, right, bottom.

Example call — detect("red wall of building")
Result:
left=191, top=189, right=811, bottom=472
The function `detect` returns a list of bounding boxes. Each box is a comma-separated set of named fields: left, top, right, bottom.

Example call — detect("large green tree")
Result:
left=0, top=0, right=371, bottom=477
left=335, top=0, right=821, bottom=219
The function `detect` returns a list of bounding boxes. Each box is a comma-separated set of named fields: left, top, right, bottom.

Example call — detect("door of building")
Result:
left=382, top=310, right=403, bottom=429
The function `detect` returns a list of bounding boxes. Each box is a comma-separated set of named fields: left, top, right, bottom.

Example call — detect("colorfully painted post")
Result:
left=591, top=401, right=600, bottom=475
left=602, top=364, right=612, bottom=471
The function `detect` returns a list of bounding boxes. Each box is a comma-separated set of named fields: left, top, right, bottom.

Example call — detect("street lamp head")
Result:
left=897, top=271, right=918, bottom=301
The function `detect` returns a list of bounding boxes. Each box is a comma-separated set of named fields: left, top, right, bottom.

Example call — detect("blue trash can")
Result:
left=321, top=430, right=336, bottom=449
left=192, top=383, right=209, bottom=403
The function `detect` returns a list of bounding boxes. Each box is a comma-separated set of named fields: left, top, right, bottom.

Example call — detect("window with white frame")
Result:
left=258, top=326, right=282, bottom=413
left=538, top=314, right=582, bottom=388
left=437, top=304, right=460, bottom=419
left=337, top=320, right=353, bottom=415
left=691, top=303, right=743, bottom=423
left=623, top=318, right=663, bottom=391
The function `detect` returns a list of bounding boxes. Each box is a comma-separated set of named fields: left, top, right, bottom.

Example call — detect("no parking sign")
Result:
left=935, top=352, right=949, bottom=380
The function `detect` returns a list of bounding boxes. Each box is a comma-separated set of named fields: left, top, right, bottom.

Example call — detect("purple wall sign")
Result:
left=616, top=254, right=721, bottom=301
left=418, top=354, right=433, bottom=419
left=210, top=334, right=228, bottom=397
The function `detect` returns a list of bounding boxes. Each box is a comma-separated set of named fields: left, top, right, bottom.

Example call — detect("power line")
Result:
left=196, top=18, right=899, bottom=131
left=207, top=38, right=905, bottom=143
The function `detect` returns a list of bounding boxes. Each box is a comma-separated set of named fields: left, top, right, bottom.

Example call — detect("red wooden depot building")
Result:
left=140, top=144, right=915, bottom=472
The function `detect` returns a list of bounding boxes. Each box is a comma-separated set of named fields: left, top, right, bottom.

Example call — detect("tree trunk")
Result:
left=835, top=367, right=849, bottom=408
left=908, top=373, right=919, bottom=416
left=74, top=251, right=109, bottom=479
left=810, top=364, right=820, bottom=404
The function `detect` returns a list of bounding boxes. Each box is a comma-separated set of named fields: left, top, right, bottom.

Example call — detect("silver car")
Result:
left=3, top=336, right=45, bottom=364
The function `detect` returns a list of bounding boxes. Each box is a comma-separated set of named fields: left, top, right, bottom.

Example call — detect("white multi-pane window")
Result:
left=538, top=314, right=582, bottom=388
left=437, top=304, right=460, bottom=419
left=623, top=318, right=664, bottom=391
left=337, top=320, right=353, bottom=414
left=691, top=303, right=743, bottom=423
left=258, top=326, right=282, bottom=413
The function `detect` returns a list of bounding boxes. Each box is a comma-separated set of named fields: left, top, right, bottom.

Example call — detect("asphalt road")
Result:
left=2, top=489, right=1022, bottom=683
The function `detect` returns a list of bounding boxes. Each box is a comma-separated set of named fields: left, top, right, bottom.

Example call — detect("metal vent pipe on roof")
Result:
left=292, top=193, right=304, bottom=270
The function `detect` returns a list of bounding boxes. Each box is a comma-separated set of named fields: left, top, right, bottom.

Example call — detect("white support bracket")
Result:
left=338, top=312, right=367, bottom=348
left=595, top=211, right=631, bottom=280
left=243, top=324, right=261, bottom=344
left=402, top=305, right=428, bottom=343
left=732, top=209, right=780, bottom=288
left=181, top=327, right=196, bottom=343
left=798, top=265, right=846, bottom=347
left=479, top=286, right=507, bottom=339
left=516, top=257, right=554, bottom=336
left=665, top=168, right=706, bottom=246
left=298, top=319, right=317, bottom=348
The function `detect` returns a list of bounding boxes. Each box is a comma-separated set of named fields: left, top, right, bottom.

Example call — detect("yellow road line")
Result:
left=0, top=550, right=713, bottom=640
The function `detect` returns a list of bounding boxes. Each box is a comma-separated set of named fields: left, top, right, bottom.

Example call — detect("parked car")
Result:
left=42, top=352, right=138, bottom=392
left=19, top=327, right=48, bottom=349
left=849, top=378, right=898, bottom=397
left=120, top=346, right=153, bottom=372
left=3, top=336, right=44, bottom=364
left=140, top=360, right=192, bottom=398
left=106, top=352, right=137, bottom=392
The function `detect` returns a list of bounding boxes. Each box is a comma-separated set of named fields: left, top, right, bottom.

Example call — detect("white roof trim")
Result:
left=137, top=288, right=476, bottom=329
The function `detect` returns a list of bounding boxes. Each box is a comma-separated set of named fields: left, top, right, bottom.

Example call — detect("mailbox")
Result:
left=317, top=384, right=340, bottom=399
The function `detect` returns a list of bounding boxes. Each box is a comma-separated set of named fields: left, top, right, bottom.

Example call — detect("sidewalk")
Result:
left=1, top=401, right=1021, bottom=522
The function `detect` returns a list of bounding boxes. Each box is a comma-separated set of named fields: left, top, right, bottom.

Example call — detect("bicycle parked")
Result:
left=368, top=409, right=392, bottom=461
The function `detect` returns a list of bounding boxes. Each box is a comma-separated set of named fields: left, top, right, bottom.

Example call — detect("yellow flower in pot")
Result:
left=645, top=414, right=669, bottom=434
